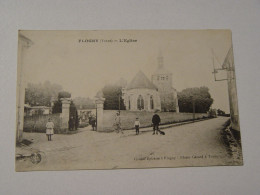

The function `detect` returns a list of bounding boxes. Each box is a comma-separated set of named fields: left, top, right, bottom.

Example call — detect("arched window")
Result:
left=137, top=95, right=144, bottom=110
left=128, top=97, right=131, bottom=110
left=150, top=96, right=154, bottom=110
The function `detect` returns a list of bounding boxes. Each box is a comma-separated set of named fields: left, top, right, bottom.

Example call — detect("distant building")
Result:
left=24, top=105, right=51, bottom=116
left=122, top=53, right=179, bottom=112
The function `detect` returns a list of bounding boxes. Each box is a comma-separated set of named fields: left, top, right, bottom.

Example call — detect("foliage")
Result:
left=52, top=91, right=72, bottom=114
left=208, top=108, right=217, bottom=118
left=52, top=100, right=62, bottom=114
left=58, top=91, right=71, bottom=99
left=102, top=84, right=126, bottom=110
left=78, top=122, right=89, bottom=128
left=178, top=87, right=214, bottom=113
left=25, top=81, right=62, bottom=106
left=69, top=101, right=79, bottom=130
left=73, top=97, right=95, bottom=109
left=161, top=93, right=176, bottom=112
left=217, top=109, right=225, bottom=116
left=217, top=109, right=230, bottom=117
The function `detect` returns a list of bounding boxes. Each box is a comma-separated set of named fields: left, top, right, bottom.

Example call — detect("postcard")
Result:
left=16, top=30, right=243, bottom=171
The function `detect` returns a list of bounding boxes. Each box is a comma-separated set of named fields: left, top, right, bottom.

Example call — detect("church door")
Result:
left=137, top=95, right=144, bottom=110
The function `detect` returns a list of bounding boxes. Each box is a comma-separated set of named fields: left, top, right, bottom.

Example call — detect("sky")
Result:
left=20, top=30, right=232, bottom=113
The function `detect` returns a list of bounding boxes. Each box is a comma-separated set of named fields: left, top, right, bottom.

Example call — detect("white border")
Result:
left=0, top=0, right=259, bottom=194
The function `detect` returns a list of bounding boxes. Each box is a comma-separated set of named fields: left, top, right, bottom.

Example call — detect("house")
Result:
left=24, top=105, right=51, bottom=116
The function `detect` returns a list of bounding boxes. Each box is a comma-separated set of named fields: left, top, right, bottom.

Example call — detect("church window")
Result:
left=128, top=97, right=131, bottom=110
left=161, top=76, right=165, bottom=80
left=150, top=96, right=154, bottom=110
left=137, top=95, right=144, bottom=110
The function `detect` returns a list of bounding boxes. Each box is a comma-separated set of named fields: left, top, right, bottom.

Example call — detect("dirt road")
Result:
left=16, top=117, right=236, bottom=171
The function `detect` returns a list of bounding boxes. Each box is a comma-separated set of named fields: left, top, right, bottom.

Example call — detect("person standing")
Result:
left=114, top=112, right=123, bottom=134
left=152, top=112, right=161, bottom=135
left=89, top=115, right=93, bottom=127
left=69, top=116, right=74, bottom=131
left=91, top=117, right=96, bottom=131
left=46, top=118, right=54, bottom=141
left=134, top=117, right=140, bottom=135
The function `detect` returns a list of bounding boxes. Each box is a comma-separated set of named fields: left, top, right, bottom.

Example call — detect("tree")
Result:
left=161, top=93, right=176, bottom=112
left=58, top=91, right=71, bottom=99
left=25, top=81, right=62, bottom=106
left=73, top=97, right=95, bottom=109
left=52, top=91, right=71, bottom=114
left=69, top=101, right=79, bottom=130
left=217, top=109, right=226, bottom=116
left=102, top=84, right=126, bottom=110
left=178, top=87, right=213, bottom=113
left=52, top=100, right=62, bottom=113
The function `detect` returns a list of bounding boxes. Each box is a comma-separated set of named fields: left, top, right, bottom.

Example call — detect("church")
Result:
left=122, top=53, right=179, bottom=112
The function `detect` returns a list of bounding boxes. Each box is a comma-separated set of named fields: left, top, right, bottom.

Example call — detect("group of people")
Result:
left=114, top=111, right=161, bottom=135
left=45, top=111, right=162, bottom=141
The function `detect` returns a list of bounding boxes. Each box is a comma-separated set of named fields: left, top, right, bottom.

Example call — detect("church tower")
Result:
left=151, top=52, right=173, bottom=93
left=151, top=52, right=179, bottom=112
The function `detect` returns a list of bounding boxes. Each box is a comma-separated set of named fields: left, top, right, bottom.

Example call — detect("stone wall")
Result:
left=102, top=110, right=208, bottom=132
left=23, top=113, right=67, bottom=134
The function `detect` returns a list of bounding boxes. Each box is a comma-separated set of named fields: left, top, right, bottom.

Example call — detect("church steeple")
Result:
left=158, top=50, right=164, bottom=69
left=152, top=51, right=173, bottom=91
left=154, top=51, right=169, bottom=75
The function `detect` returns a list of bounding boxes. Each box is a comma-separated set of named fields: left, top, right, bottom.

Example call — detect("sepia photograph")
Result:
left=16, top=30, right=243, bottom=171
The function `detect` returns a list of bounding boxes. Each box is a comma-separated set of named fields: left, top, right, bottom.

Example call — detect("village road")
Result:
left=16, top=117, right=234, bottom=171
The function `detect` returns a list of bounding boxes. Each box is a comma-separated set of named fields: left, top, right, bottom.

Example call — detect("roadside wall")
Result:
left=103, top=110, right=208, bottom=132
left=23, top=113, right=67, bottom=134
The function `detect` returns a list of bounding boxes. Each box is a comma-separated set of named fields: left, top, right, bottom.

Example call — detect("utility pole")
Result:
left=118, top=93, right=121, bottom=115
left=191, top=96, right=195, bottom=122
left=212, top=47, right=239, bottom=132
left=118, top=92, right=121, bottom=127
left=96, top=103, right=97, bottom=129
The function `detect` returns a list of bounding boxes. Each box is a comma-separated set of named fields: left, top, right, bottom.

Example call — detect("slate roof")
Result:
left=127, top=71, right=158, bottom=90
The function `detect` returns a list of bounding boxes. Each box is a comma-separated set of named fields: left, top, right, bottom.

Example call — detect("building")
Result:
left=122, top=53, right=179, bottom=112
left=151, top=53, right=179, bottom=112
left=24, top=105, right=51, bottom=116
left=122, top=71, right=161, bottom=111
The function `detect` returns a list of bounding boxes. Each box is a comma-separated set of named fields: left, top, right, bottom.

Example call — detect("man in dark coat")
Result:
left=91, top=117, right=96, bottom=131
left=152, top=112, right=161, bottom=135
left=69, top=116, right=75, bottom=131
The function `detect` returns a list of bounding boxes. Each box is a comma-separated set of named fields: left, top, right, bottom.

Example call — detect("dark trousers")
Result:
left=153, top=124, right=159, bottom=134
left=135, top=125, right=139, bottom=135
left=46, top=134, right=52, bottom=141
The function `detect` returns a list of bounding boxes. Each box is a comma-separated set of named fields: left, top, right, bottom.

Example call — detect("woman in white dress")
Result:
left=46, top=118, right=54, bottom=141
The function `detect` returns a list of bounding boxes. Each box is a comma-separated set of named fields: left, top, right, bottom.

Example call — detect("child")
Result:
left=114, top=112, right=123, bottom=134
left=134, top=117, right=140, bottom=135
left=46, top=118, right=54, bottom=141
